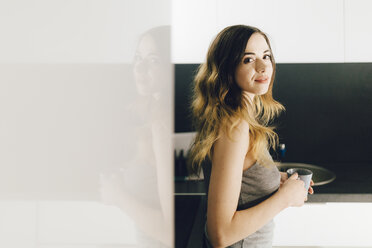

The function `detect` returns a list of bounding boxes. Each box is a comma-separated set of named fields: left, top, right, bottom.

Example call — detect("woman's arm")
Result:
left=207, top=121, right=307, bottom=247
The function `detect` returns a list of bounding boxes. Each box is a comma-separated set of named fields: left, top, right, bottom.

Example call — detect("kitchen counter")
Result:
left=175, top=163, right=372, bottom=247
left=175, top=162, right=372, bottom=202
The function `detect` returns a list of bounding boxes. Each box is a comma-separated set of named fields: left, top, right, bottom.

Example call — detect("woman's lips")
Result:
left=255, top=77, right=269, bottom=83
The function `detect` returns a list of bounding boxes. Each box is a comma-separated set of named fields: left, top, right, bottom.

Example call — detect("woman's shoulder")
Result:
left=220, top=118, right=250, bottom=141
left=213, top=119, right=250, bottom=159
left=235, top=119, right=250, bottom=133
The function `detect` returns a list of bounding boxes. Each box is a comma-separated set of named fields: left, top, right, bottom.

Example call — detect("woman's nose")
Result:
left=134, top=60, right=148, bottom=74
left=256, top=59, right=267, bottom=73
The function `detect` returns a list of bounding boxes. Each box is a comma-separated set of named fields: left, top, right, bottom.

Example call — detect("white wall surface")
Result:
left=0, top=0, right=170, bottom=63
left=0, top=0, right=173, bottom=247
left=171, top=0, right=218, bottom=64
left=0, top=64, right=131, bottom=200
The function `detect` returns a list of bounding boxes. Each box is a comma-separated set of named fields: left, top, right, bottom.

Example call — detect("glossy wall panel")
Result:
left=0, top=1, right=173, bottom=247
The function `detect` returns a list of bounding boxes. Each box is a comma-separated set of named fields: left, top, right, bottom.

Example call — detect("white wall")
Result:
left=0, top=1, right=173, bottom=247
left=0, top=0, right=170, bottom=63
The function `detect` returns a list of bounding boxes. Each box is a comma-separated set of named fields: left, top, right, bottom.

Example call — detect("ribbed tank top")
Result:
left=203, top=160, right=281, bottom=248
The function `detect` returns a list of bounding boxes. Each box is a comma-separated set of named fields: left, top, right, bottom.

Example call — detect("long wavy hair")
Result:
left=188, top=25, right=285, bottom=174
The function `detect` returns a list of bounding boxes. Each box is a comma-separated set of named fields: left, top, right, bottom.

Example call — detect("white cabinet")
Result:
left=216, top=0, right=344, bottom=63
left=172, top=0, right=349, bottom=63
left=172, top=0, right=218, bottom=63
left=273, top=203, right=372, bottom=246
left=344, top=0, right=372, bottom=62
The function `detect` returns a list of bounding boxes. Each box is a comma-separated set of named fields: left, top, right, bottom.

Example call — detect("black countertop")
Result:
left=175, top=162, right=372, bottom=202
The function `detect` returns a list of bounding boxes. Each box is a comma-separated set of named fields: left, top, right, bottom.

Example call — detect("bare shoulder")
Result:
left=233, top=119, right=250, bottom=135
left=220, top=119, right=249, bottom=143
left=213, top=119, right=250, bottom=170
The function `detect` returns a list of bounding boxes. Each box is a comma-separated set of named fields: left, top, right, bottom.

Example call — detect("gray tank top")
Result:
left=203, top=160, right=281, bottom=248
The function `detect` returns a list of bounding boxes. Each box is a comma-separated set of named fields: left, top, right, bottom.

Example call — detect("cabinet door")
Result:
left=216, top=0, right=344, bottom=63
left=273, top=203, right=372, bottom=246
left=172, top=0, right=218, bottom=63
left=344, top=0, right=372, bottom=62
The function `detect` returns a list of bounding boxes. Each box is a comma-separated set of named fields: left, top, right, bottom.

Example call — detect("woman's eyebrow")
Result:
left=244, top=50, right=270, bottom=55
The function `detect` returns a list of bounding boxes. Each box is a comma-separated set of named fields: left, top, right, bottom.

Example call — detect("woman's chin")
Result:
left=256, top=86, right=270, bottom=96
left=247, top=88, right=269, bottom=97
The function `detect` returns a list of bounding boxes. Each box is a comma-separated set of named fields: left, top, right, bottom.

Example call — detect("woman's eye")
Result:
left=263, top=54, right=271, bottom=60
left=243, top=57, right=254, bottom=64
left=148, top=56, right=161, bottom=64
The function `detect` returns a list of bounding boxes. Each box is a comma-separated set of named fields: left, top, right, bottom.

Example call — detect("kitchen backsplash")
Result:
left=175, top=63, right=372, bottom=165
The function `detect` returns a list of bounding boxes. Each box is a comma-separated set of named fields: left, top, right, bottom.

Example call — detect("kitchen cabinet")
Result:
left=274, top=203, right=372, bottom=246
left=175, top=195, right=205, bottom=248
left=344, top=0, right=372, bottom=62
left=171, top=0, right=218, bottom=63
left=175, top=180, right=372, bottom=247
left=216, top=0, right=344, bottom=63
left=172, top=0, right=345, bottom=63
left=174, top=181, right=372, bottom=247
left=175, top=161, right=372, bottom=246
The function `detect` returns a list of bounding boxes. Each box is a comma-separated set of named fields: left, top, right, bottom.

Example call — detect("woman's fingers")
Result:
left=309, top=180, right=315, bottom=194
left=308, top=186, right=314, bottom=194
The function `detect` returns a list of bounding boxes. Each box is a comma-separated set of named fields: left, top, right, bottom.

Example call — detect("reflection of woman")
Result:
left=133, top=27, right=170, bottom=97
left=100, top=26, right=172, bottom=247
left=188, top=25, right=314, bottom=247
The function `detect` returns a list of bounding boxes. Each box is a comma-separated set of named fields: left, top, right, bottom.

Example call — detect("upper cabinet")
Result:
left=172, top=0, right=218, bottom=63
left=216, top=0, right=344, bottom=63
left=344, top=0, right=372, bottom=62
left=173, top=0, right=372, bottom=63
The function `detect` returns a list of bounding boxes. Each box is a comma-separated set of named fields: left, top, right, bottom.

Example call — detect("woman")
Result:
left=189, top=25, right=314, bottom=247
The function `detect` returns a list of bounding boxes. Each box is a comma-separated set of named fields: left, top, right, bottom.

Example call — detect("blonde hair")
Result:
left=188, top=25, right=285, bottom=174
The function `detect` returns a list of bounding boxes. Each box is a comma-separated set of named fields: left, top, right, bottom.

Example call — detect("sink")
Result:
left=276, top=162, right=336, bottom=186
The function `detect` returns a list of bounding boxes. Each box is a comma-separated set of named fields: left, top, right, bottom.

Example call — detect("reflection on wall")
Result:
left=100, top=26, right=173, bottom=247
left=0, top=1, right=173, bottom=247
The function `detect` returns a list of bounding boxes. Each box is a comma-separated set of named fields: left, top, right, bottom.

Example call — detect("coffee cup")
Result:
left=286, top=168, right=313, bottom=195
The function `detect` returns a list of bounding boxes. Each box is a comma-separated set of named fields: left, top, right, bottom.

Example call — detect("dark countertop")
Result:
left=175, top=162, right=372, bottom=202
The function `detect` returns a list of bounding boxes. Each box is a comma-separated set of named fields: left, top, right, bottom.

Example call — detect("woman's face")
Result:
left=133, top=34, right=166, bottom=96
left=234, top=33, right=273, bottom=100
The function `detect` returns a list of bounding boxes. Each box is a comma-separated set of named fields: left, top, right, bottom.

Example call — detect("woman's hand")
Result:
left=278, top=173, right=307, bottom=207
left=309, top=180, right=314, bottom=195
left=280, top=172, right=314, bottom=195
left=279, top=171, right=288, bottom=185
